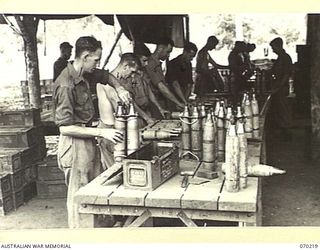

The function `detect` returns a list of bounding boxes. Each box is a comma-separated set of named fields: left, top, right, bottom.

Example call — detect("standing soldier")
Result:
left=268, top=37, right=293, bottom=140
left=53, top=42, right=73, bottom=81
left=53, top=36, right=131, bottom=228
left=228, top=41, right=248, bottom=103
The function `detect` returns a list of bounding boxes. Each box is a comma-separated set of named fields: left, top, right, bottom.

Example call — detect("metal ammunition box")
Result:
left=0, top=127, right=40, bottom=148
left=123, top=141, right=179, bottom=191
left=144, top=119, right=181, bottom=131
left=0, top=109, right=41, bottom=127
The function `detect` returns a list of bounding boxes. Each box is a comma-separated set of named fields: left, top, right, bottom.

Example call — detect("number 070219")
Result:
left=300, top=244, right=318, bottom=248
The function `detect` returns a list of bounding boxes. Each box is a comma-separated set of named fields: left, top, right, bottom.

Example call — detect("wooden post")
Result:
left=14, top=15, right=41, bottom=109
left=102, top=29, right=123, bottom=69
left=307, top=14, right=320, bottom=160
left=185, top=15, right=190, bottom=43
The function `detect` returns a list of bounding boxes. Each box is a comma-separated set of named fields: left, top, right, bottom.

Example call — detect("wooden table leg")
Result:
left=77, top=213, right=98, bottom=228
left=177, top=211, right=198, bottom=227
left=240, top=178, right=262, bottom=227
left=128, top=210, right=152, bottom=227
left=123, top=216, right=136, bottom=227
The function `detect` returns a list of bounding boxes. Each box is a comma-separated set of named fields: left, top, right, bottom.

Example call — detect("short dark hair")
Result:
left=207, top=36, right=219, bottom=45
left=157, top=37, right=174, bottom=47
left=119, top=53, right=139, bottom=68
left=60, top=42, right=73, bottom=50
left=184, top=42, right=198, bottom=53
left=75, top=36, right=102, bottom=58
left=270, top=37, right=283, bottom=47
left=234, top=41, right=246, bottom=51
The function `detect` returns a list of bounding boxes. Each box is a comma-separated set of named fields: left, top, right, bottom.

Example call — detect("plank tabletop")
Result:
left=181, top=176, right=221, bottom=210
left=145, top=175, right=186, bottom=208
left=108, top=185, right=149, bottom=206
left=218, top=177, right=259, bottom=212
left=75, top=172, right=121, bottom=205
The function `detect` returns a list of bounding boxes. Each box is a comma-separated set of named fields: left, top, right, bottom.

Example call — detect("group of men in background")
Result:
left=53, top=35, right=261, bottom=125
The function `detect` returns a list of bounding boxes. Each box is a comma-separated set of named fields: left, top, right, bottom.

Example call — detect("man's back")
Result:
left=53, top=57, right=68, bottom=82
left=196, top=48, right=209, bottom=73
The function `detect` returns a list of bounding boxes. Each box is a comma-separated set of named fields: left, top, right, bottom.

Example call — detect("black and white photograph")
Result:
left=0, top=1, right=320, bottom=244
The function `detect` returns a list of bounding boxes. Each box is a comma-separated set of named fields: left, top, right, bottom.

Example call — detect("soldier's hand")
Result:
left=100, top=128, right=123, bottom=144
left=116, top=86, right=131, bottom=105
left=177, top=103, right=185, bottom=111
left=188, top=92, right=197, bottom=101
left=146, top=118, right=156, bottom=125
left=159, top=109, right=170, bottom=119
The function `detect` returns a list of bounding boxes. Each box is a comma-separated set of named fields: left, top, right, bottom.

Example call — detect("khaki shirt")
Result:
left=145, top=54, right=167, bottom=97
left=53, top=62, right=109, bottom=126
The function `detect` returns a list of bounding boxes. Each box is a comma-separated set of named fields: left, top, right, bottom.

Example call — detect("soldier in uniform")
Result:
left=53, top=36, right=131, bottom=228
left=268, top=37, right=293, bottom=140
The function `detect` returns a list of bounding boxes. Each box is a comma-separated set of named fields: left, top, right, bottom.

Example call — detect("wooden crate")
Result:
left=0, top=127, right=40, bottom=148
left=0, top=144, right=46, bottom=175
left=12, top=188, right=24, bottom=210
left=24, top=164, right=38, bottom=185
left=0, top=109, right=41, bottom=127
left=9, top=169, right=25, bottom=192
left=0, top=148, right=23, bottom=174
left=0, top=174, right=12, bottom=198
left=123, top=141, right=179, bottom=191
left=36, top=179, right=67, bottom=198
left=30, top=140, right=47, bottom=162
left=23, top=182, right=37, bottom=203
left=0, top=195, right=14, bottom=216
left=21, top=143, right=47, bottom=166
left=37, top=156, right=64, bottom=181
left=148, top=120, right=181, bottom=130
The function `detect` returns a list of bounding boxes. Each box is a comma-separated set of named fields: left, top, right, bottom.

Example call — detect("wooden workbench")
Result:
left=75, top=173, right=261, bottom=228
left=74, top=138, right=264, bottom=228
left=74, top=96, right=270, bottom=228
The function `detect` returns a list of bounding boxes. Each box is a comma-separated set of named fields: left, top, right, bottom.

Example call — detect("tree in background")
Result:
left=212, top=14, right=303, bottom=52
left=14, top=15, right=41, bottom=109
left=4, top=14, right=41, bottom=109
left=215, top=14, right=235, bottom=50
left=270, top=27, right=301, bottom=46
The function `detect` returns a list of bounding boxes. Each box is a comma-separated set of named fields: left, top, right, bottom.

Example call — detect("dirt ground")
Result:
left=0, top=198, right=67, bottom=229
left=0, top=120, right=319, bottom=229
left=262, top=127, right=320, bottom=226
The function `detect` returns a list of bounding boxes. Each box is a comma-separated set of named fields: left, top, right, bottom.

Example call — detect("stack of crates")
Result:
left=36, top=154, right=67, bottom=199
left=0, top=108, right=47, bottom=215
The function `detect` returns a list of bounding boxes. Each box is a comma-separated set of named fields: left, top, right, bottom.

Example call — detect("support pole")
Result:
left=102, top=29, right=123, bottom=69
left=185, top=15, right=190, bottom=43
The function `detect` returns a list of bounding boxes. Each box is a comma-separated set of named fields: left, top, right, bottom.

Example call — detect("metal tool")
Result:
left=180, top=171, right=194, bottom=188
